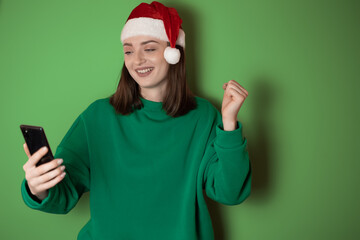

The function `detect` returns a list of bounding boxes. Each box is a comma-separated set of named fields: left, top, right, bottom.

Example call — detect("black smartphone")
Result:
left=20, top=124, right=54, bottom=167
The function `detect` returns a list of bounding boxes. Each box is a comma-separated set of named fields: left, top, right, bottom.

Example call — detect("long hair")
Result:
left=109, top=45, right=197, bottom=117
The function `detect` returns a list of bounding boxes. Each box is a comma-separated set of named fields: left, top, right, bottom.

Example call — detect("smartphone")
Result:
left=20, top=124, right=54, bottom=167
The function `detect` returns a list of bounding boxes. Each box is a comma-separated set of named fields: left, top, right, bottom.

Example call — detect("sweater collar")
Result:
left=139, top=96, right=164, bottom=111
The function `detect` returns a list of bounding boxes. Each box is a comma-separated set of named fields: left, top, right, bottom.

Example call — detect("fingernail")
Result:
left=60, top=165, right=65, bottom=171
left=57, top=159, right=63, bottom=165
left=61, top=172, right=66, bottom=178
left=42, top=146, right=47, bottom=151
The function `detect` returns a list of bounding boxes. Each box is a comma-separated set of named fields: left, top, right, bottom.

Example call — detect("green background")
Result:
left=1, top=0, right=359, bottom=239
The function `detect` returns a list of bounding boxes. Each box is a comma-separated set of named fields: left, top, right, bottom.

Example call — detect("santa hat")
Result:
left=120, top=1, right=185, bottom=64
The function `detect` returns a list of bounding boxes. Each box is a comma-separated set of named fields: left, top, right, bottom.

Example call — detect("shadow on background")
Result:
left=246, top=77, right=274, bottom=200
left=76, top=192, right=90, bottom=214
left=205, top=75, right=275, bottom=239
left=179, top=2, right=275, bottom=233
left=173, top=3, right=200, bottom=96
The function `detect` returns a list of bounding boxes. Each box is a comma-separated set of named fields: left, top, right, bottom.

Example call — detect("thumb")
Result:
left=23, top=143, right=31, bottom=158
left=223, top=83, right=228, bottom=90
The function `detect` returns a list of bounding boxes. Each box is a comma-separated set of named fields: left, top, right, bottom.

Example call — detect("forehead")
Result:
left=123, top=35, right=167, bottom=46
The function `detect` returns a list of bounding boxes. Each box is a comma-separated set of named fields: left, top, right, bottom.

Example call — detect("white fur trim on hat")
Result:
left=120, top=17, right=185, bottom=48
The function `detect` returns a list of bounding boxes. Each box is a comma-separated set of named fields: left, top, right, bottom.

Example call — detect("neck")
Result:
left=140, top=88, right=165, bottom=102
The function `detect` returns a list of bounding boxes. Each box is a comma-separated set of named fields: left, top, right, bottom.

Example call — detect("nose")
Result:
left=134, top=50, right=146, bottom=65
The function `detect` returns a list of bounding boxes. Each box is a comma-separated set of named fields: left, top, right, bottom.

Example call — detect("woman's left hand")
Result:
left=221, top=80, right=248, bottom=130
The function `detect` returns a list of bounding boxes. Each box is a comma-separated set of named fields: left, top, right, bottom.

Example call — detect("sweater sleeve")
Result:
left=20, top=113, right=90, bottom=214
left=202, top=108, right=252, bottom=206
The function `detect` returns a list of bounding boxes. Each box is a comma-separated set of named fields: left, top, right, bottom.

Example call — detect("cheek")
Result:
left=153, top=52, right=168, bottom=69
left=123, top=59, right=137, bottom=79
left=124, top=59, right=131, bottom=71
left=149, top=51, right=164, bottom=63
left=154, top=56, right=168, bottom=73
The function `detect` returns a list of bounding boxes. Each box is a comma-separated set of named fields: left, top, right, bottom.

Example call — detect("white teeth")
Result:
left=136, top=68, right=153, bottom=74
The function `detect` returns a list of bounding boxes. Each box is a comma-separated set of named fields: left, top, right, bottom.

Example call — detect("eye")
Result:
left=145, top=49, right=155, bottom=52
left=124, top=51, right=133, bottom=55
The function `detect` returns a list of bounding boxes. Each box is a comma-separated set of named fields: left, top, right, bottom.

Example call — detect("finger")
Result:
left=26, top=147, right=48, bottom=169
left=228, top=80, right=248, bottom=96
left=223, top=83, right=228, bottom=90
left=35, top=158, right=63, bottom=177
left=238, top=85, right=248, bottom=96
left=23, top=143, right=31, bottom=158
left=227, top=87, right=247, bottom=101
left=25, top=159, right=61, bottom=181
left=228, top=80, right=244, bottom=91
left=32, top=165, right=66, bottom=187
left=227, top=82, right=248, bottom=97
left=36, top=171, right=66, bottom=192
left=226, top=84, right=246, bottom=97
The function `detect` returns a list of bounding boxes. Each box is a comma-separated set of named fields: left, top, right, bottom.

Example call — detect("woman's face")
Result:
left=123, top=35, right=170, bottom=95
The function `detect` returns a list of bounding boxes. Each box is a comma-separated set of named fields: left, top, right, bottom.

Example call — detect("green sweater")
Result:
left=21, top=96, right=251, bottom=240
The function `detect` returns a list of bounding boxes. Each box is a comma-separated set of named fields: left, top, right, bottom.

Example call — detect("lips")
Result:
left=135, top=67, right=154, bottom=77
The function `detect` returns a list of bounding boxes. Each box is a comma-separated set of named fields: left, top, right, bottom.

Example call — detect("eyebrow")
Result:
left=123, top=40, right=159, bottom=47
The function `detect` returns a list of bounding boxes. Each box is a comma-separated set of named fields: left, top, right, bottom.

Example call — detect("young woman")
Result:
left=21, top=2, right=251, bottom=239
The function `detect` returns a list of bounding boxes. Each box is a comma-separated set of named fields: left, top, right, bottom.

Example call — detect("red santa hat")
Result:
left=120, top=1, right=185, bottom=64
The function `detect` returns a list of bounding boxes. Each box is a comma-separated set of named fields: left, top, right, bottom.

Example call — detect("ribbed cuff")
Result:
left=215, top=121, right=246, bottom=149
left=21, top=178, right=54, bottom=209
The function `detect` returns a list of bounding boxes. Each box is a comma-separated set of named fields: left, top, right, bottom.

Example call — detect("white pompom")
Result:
left=164, top=47, right=181, bottom=64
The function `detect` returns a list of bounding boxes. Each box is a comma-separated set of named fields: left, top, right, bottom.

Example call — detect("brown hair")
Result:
left=109, top=45, right=197, bottom=117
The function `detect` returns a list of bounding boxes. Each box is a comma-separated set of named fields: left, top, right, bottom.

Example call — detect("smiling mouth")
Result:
left=136, top=67, right=154, bottom=74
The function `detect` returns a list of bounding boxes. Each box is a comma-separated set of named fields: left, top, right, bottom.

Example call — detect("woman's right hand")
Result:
left=22, top=143, right=66, bottom=201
